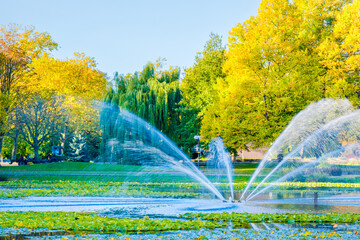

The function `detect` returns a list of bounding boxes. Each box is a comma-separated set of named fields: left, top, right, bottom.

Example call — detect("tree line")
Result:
left=1, top=0, right=359, bottom=162
left=0, top=24, right=107, bottom=162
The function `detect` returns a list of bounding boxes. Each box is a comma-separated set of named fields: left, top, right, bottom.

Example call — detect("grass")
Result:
left=0, top=161, right=259, bottom=173
left=0, top=162, right=143, bottom=172
left=0, top=162, right=254, bottom=183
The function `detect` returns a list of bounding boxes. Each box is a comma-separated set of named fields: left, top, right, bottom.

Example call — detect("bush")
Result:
left=329, top=166, right=342, bottom=176
left=0, top=175, right=8, bottom=181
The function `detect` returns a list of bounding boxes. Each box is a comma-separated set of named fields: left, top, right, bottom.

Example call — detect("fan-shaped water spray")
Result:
left=245, top=108, right=360, bottom=201
left=99, top=104, right=225, bottom=200
left=240, top=98, right=354, bottom=201
left=248, top=142, right=360, bottom=200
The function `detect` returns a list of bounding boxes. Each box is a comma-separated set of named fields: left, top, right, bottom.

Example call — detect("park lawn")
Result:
left=0, top=161, right=259, bottom=172
left=0, top=161, right=255, bottom=183
left=0, top=162, right=144, bottom=172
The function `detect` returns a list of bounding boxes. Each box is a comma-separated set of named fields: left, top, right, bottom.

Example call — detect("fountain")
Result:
left=99, top=98, right=360, bottom=203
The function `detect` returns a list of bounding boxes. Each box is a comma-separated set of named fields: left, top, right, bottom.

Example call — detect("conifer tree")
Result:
left=68, top=133, right=88, bottom=162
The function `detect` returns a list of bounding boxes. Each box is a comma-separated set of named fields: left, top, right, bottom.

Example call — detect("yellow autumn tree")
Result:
left=25, top=52, right=107, bottom=100
left=22, top=52, right=108, bottom=153
left=0, top=24, right=57, bottom=157
left=317, top=0, right=360, bottom=105
left=201, top=0, right=352, bottom=152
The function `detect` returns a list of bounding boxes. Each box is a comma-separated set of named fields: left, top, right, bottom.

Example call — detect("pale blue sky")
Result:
left=1, top=0, right=261, bottom=78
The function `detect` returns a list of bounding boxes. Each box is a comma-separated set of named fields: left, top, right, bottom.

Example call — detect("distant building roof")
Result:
left=238, top=146, right=268, bottom=160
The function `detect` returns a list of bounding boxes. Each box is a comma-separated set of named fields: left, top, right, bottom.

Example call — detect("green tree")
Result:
left=179, top=34, right=226, bottom=152
left=105, top=60, right=181, bottom=140
left=16, top=96, right=64, bottom=162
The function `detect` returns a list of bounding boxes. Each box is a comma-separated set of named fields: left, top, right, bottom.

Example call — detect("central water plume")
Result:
left=241, top=98, right=354, bottom=201
left=99, top=105, right=225, bottom=200
left=206, top=138, right=234, bottom=200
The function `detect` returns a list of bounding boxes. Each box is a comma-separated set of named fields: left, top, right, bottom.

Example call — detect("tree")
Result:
left=181, top=33, right=226, bottom=115
left=317, top=0, right=360, bottom=106
left=67, top=133, right=88, bottom=162
left=201, top=0, right=352, bottom=151
left=23, top=52, right=108, bottom=159
left=0, top=24, right=57, bottom=158
left=25, top=53, right=107, bottom=100
left=179, top=34, right=226, bottom=152
left=105, top=60, right=181, bottom=140
left=17, top=96, right=64, bottom=162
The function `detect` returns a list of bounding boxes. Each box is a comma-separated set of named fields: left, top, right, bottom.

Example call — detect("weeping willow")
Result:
left=104, top=62, right=181, bottom=142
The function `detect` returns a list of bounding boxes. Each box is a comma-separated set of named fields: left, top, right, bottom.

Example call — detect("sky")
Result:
left=1, top=0, right=261, bottom=78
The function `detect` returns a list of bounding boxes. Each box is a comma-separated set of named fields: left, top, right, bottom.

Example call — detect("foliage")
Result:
left=0, top=24, right=107, bottom=161
left=200, top=0, right=354, bottom=151
left=0, top=180, right=206, bottom=199
left=23, top=52, right=107, bottom=160
left=180, top=34, right=226, bottom=152
left=25, top=52, right=107, bottom=100
left=102, top=60, right=182, bottom=162
left=105, top=60, right=181, bottom=140
left=0, top=24, right=57, bottom=157
left=1, top=136, right=30, bottom=159
left=0, top=177, right=359, bottom=199
left=181, top=33, right=226, bottom=115
left=175, top=105, right=202, bottom=154
left=0, top=212, right=359, bottom=239
left=178, top=34, right=226, bottom=152
left=2, top=0, right=360, bottom=164
left=16, top=96, right=65, bottom=161
left=317, top=0, right=360, bottom=106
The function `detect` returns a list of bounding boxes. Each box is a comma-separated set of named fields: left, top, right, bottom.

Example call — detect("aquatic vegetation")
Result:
left=0, top=180, right=204, bottom=199
left=0, top=180, right=358, bottom=199
left=180, top=212, right=360, bottom=225
left=1, top=211, right=359, bottom=238
left=0, top=212, right=222, bottom=234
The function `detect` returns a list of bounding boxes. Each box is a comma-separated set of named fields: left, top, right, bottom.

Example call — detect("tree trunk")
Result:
left=11, top=131, right=19, bottom=161
left=60, top=125, right=66, bottom=159
left=34, top=144, right=40, bottom=162
left=60, top=128, right=66, bottom=148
